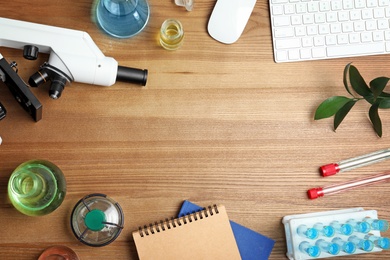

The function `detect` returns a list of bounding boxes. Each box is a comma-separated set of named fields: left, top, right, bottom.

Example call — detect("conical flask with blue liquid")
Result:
left=96, top=0, right=150, bottom=38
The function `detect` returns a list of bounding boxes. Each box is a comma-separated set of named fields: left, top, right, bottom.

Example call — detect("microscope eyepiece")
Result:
left=116, top=66, right=148, bottom=86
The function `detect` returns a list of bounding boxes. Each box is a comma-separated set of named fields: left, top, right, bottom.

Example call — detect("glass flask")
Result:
left=8, top=159, right=66, bottom=216
left=96, top=0, right=150, bottom=38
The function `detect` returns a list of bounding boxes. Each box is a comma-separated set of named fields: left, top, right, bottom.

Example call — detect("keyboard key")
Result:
left=355, top=0, right=367, bottom=8
left=327, top=43, right=385, bottom=57
left=349, top=33, right=361, bottom=43
left=273, top=16, right=290, bottom=26
left=272, top=6, right=284, bottom=15
left=288, top=49, right=300, bottom=59
left=276, top=50, right=288, bottom=61
left=275, top=38, right=301, bottom=49
left=312, top=48, right=326, bottom=58
left=300, top=48, right=311, bottom=59
left=319, top=2, right=331, bottom=11
left=331, top=1, right=343, bottom=10
left=274, top=27, right=295, bottom=37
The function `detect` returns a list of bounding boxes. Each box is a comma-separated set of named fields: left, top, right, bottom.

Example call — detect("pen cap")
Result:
left=320, top=163, right=339, bottom=177
left=70, top=193, right=124, bottom=247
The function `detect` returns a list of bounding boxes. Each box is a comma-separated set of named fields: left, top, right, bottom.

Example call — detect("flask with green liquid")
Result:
left=8, top=159, right=66, bottom=216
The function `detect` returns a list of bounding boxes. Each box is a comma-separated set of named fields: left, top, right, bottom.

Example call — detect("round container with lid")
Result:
left=70, top=193, right=124, bottom=247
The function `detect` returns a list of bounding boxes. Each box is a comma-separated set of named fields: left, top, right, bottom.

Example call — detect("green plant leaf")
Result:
left=314, top=96, right=352, bottom=120
left=343, top=63, right=354, bottom=96
left=334, top=100, right=357, bottom=130
left=370, top=77, right=390, bottom=99
left=379, top=98, right=390, bottom=109
left=369, top=103, right=382, bottom=137
left=349, top=65, right=372, bottom=97
left=379, top=91, right=390, bottom=98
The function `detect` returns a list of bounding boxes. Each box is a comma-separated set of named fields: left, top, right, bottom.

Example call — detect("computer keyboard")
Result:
left=269, top=0, right=390, bottom=62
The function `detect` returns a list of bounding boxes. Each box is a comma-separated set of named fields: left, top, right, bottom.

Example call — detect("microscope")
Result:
left=0, top=17, right=148, bottom=122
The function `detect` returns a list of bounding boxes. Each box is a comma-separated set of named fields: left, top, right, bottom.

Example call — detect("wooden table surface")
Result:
left=1, top=1, right=390, bottom=259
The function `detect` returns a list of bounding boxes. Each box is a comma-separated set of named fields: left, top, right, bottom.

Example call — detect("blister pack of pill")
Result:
left=283, top=208, right=389, bottom=259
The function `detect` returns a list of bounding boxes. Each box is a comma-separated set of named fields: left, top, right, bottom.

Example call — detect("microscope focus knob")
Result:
left=23, top=45, right=39, bottom=60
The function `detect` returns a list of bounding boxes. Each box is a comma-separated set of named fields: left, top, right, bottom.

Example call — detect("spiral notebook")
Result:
left=132, top=204, right=241, bottom=260
left=178, top=200, right=275, bottom=260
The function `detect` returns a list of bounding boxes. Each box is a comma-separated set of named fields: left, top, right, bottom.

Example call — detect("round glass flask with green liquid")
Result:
left=8, top=160, right=66, bottom=216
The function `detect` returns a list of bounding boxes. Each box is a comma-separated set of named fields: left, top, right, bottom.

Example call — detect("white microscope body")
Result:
left=0, top=17, right=147, bottom=99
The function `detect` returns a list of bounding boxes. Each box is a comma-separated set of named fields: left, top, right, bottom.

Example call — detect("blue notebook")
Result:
left=178, top=200, right=275, bottom=260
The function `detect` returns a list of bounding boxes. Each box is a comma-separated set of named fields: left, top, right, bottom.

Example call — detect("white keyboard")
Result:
left=269, top=0, right=390, bottom=62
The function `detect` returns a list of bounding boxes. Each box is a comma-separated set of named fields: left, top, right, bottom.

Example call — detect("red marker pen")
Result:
left=320, top=148, right=390, bottom=177
left=308, top=172, right=390, bottom=199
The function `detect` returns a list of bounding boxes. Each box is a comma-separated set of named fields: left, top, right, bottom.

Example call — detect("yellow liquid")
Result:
left=160, top=19, right=184, bottom=50
left=8, top=160, right=66, bottom=216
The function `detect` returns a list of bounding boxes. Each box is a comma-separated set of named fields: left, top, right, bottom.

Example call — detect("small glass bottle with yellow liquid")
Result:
left=8, top=159, right=66, bottom=216
left=160, top=19, right=184, bottom=50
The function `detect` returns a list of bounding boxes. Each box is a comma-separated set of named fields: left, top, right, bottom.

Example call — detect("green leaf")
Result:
left=349, top=65, right=372, bottom=97
left=315, top=96, right=353, bottom=120
left=334, top=100, right=357, bottom=130
left=370, top=77, right=390, bottom=99
left=379, top=98, right=390, bottom=109
left=379, top=91, right=390, bottom=98
left=369, top=103, right=382, bottom=137
left=343, top=63, right=354, bottom=96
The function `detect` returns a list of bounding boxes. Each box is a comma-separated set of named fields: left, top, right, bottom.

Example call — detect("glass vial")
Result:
left=330, top=221, right=353, bottom=236
left=314, top=223, right=335, bottom=237
left=316, top=239, right=340, bottom=255
left=365, top=234, right=390, bottom=250
left=299, top=241, right=321, bottom=257
left=363, top=217, right=389, bottom=232
left=160, top=19, right=184, bottom=50
left=8, top=160, right=66, bottom=216
left=348, top=235, right=374, bottom=251
left=332, top=237, right=357, bottom=254
left=297, top=224, right=319, bottom=239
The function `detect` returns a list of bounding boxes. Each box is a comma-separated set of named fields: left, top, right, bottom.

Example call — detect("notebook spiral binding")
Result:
left=138, top=204, right=220, bottom=237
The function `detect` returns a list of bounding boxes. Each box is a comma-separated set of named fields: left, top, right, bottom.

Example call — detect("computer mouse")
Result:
left=208, top=0, right=257, bottom=44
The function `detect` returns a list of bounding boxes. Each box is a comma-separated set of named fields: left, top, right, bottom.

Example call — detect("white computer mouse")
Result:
left=208, top=0, right=257, bottom=44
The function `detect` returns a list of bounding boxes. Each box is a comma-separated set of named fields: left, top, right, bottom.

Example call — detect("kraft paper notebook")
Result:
left=178, top=200, right=275, bottom=260
left=132, top=204, right=241, bottom=260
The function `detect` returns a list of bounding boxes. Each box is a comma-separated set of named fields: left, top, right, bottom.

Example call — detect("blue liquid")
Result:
left=299, top=241, right=321, bottom=257
left=347, top=219, right=371, bottom=233
left=364, top=217, right=389, bottom=232
left=365, top=235, right=390, bottom=250
left=322, top=226, right=335, bottom=237
left=316, top=239, right=340, bottom=255
left=377, top=237, right=390, bottom=250
left=332, top=237, right=356, bottom=254
left=330, top=221, right=353, bottom=236
left=96, top=0, right=150, bottom=38
left=314, top=223, right=335, bottom=237
left=349, top=235, right=374, bottom=251
left=297, top=225, right=319, bottom=239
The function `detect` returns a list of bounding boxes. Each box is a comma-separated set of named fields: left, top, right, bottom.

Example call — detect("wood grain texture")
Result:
left=0, top=0, right=389, bottom=259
